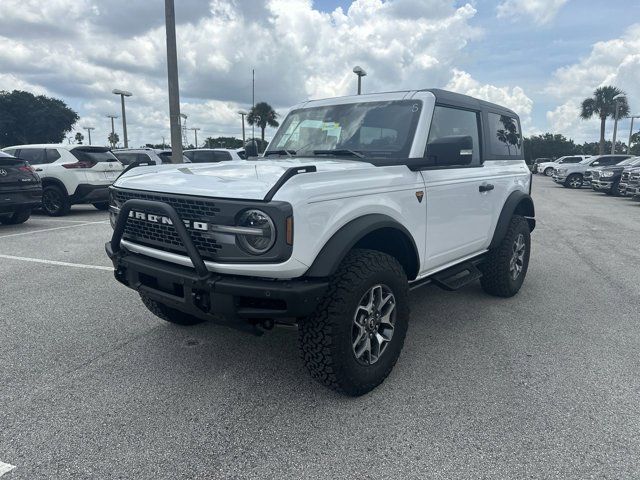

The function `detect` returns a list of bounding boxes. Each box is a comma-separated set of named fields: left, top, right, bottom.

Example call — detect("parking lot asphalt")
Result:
left=1, top=178, right=639, bottom=479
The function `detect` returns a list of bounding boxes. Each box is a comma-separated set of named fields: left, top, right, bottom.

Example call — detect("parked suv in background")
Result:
left=0, top=151, right=41, bottom=224
left=531, top=157, right=552, bottom=174
left=618, top=162, right=640, bottom=196
left=106, top=89, right=535, bottom=395
left=553, top=155, right=631, bottom=189
left=113, top=148, right=166, bottom=166
left=1, top=144, right=123, bottom=216
left=183, top=148, right=244, bottom=163
left=626, top=169, right=640, bottom=199
left=583, top=155, right=632, bottom=188
left=592, top=157, right=640, bottom=195
left=538, top=156, right=588, bottom=176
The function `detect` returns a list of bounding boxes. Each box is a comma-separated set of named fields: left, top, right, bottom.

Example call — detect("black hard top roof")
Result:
left=423, top=88, right=519, bottom=117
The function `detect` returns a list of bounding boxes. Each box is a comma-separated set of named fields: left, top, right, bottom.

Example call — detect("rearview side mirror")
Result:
left=426, top=135, right=474, bottom=167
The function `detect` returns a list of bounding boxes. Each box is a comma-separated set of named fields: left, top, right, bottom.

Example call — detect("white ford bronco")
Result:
left=106, top=89, right=535, bottom=396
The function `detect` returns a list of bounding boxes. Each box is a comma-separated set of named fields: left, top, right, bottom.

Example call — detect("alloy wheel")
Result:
left=352, top=284, right=396, bottom=365
left=42, top=189, right=62, bottom=214
left=509, top=233, right=526, bottom=280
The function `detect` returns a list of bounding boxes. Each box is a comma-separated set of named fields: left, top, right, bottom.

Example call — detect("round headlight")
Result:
left=236, top=209, right=276, bottom=255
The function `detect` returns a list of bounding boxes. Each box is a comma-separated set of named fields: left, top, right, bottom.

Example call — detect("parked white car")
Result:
left=1, top=144, right=123, bottom=216
left=537, top=155, right=590, bottom=176
left=183, top=148, right=244, bottom=163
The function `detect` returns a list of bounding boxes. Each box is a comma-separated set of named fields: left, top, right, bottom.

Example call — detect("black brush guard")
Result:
left=106, top=199, right=328, bottom=329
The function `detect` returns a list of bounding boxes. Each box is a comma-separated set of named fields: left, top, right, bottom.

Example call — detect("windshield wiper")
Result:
left=312, top=149, right=365, bottom=159
left=264, top=149, right=296, bottom=157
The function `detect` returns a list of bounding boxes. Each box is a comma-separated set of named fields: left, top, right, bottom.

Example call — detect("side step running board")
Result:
left=430, top=261, right=483, bottom=291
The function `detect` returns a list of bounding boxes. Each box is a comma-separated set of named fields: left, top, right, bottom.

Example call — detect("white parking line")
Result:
left=0, top=461, right=15, bottom=477
left=31, top=218, right=107, bottom=223
left=0, top=221, right=108, bottom=240
left=0, top=254, right=113, bottom=271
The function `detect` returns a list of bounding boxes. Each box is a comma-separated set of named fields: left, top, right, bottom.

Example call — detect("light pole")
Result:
left=112, top=89, right=132, bottom=148
left=353, top=66, right=367, bottom=95
left=189, top=127, right=200, bottom=148
left=165, top=0, right=183, bottom=164
left=238, top=110, right=248, bottom=145
left=82, top=126, right=95, bottom=145
left=611, top=93, right=626, bottom=154
left=106, top=114, right=118, bottom=148
left=626, top=115, right=640, bottom=154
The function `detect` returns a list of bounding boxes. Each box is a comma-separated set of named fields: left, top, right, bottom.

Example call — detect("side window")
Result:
left=565, top=157, right=581, bottom=163
left=212, top=151, right=232, bottom=161
left=487, top=113, right=522, bottom=157
left=114, top=153, right=136, bottom=165
left=426, top=106, right=481, bottom=164
left=18, top=148, right=47, bottom=165
left=46, top=149, right=61, bottom=162
left=3, top=149, right=17, bottom=156
left=137, top=153, right=154, bottom=164
left=193, top=151, right=214, bottom=163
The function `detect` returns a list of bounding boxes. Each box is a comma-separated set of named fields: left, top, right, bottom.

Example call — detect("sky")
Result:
left=1, top=0, right=639, bottom=148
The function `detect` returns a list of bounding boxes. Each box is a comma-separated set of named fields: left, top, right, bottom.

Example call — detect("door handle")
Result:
left=35, top=168, right=43, bottom=172
left=479, top=183, right=494, bottom=193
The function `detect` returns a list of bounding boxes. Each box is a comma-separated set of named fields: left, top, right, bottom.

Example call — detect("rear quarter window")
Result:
left=71, top=148, right=118, bottom=163
left=487, top=113, right=522, bottom=158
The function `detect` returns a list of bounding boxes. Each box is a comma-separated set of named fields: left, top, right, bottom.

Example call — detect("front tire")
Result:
left=564, top=174, right=583, bottom=189
left=140, top=294, right=206, bottom=326
left=299, top=249, right=409, bottom=396
left=544, top=167, right=553, bottom=176
left=480, top=215, right=531, bottom=298
left=42, top=185, right=71, bottom=216
left=0, top=209, right=31, bottom=225
left=92, top=202, right=109, bottom=211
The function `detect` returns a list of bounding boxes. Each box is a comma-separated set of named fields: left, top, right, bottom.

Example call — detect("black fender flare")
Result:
left=305, top=214, right=420, bottom=279
left=489, top=191, right=535, bottom=249
left=41, top=177, right=69, bottom=196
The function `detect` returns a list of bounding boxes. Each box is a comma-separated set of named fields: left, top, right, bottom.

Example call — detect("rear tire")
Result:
left=42, top=185, right=71, bottom=216
left=480, top=215, right=531, bottom=298
left=564, top=174, right=583, bottom=189
left=92, top=202, right=109, bottom=211
left=140, top=294, right=206, bottom=326
left=299, top=249, right=409, bottom=396
left=0, top=209, right=31, bottom=225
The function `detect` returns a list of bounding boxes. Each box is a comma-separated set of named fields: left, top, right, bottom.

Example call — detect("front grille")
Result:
left=114, top=189, right=222, bottom=260
left=622, top=172, right=630, bottom=182
left=585, top=171, right=592, bottom=180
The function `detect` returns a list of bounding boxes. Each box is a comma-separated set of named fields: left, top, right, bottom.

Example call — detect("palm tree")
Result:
left=247, top=102, right=279, bottom=150
left=74, top=132, right=84, bottom=144
left=580, top=86, right=630, bottom=155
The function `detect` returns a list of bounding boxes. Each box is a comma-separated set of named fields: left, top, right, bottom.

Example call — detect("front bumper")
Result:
left=592, top=180, right=613, bottom=191
left=553, top=174, right=566, bottom=184
left=106, top=198, right=327, bottom=323
left=0, top=186, right=42, bottom=213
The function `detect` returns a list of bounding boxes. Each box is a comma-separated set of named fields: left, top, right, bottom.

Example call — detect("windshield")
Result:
left=266, top=100, right=423, bottom=158
left=617, top=158, right=635, bottom=166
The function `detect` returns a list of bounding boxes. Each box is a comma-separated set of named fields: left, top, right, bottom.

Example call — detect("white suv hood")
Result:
left=113, top=158, right=372, bottom=200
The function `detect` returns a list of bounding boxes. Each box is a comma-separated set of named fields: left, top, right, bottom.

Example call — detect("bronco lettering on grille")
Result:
left=128, top=210, right=209, bottom=231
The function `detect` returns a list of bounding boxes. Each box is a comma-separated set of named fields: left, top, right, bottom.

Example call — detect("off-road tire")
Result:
left=0, top=209, right=31, bottom=225
left=564, top=174, right=583, bottom=189
left=299, top=249, right=410, bottom=396
left=93, top=202, right=109, bottom=211
left=480, top=215, right=531, bottom=298
left=544, top=167, right=553, bottom=176
left=42, top=185, right=71, bottom=216
left=140, top=294, right=206, bottom=326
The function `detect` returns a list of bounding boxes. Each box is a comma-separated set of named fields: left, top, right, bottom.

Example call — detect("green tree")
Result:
left=522, top=133, right=577, bottom=163
left=109, top=132, right=120, bottom=148
left=0, top=90, right=79, bottom=147
left=580, top=86, right=630, bottom=155
left=247, top=102, right=279, bottom=150
left=75, top=132, right=84, bottom=144
left=203, top=136, right=244, bottom=149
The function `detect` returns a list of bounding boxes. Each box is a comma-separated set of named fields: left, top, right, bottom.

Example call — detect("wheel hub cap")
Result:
left=352, top=284, right=396, bottom=365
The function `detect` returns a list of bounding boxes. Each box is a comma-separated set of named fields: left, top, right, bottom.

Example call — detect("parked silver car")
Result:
left=553, top=154, right=632, bottom=188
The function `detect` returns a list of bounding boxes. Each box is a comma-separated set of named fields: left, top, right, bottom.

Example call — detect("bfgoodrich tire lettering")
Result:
left=140, top=294, right=206, bottom=326
left=299, top=249, right=409, bottom=396
left=480, top=215, right=531, bottom=298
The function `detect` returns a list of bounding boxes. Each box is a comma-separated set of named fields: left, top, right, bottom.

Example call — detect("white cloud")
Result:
left=0, top=0, right=486, bottom=147
left=445, top=69, right=534, bottom=133
left=496, top=0, right=568, bottom=25
left=545, top=23, right=640, bottom=142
